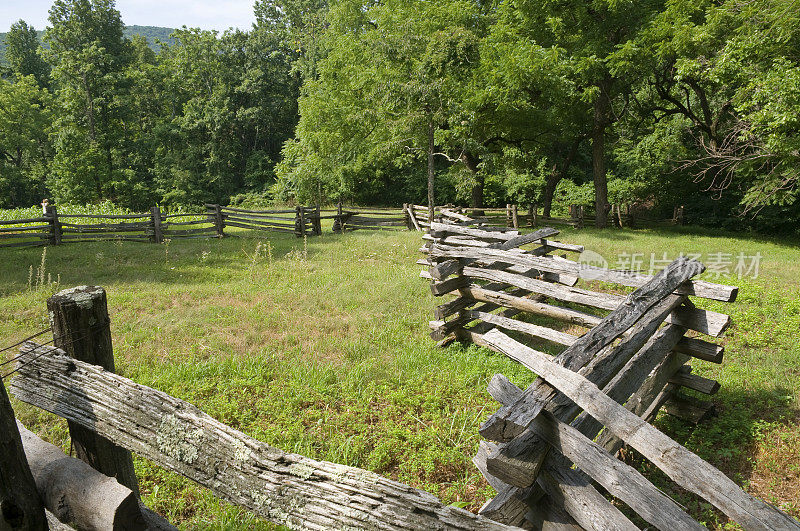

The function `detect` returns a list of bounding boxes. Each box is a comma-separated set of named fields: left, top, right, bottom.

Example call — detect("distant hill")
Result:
left=0, top=25, right=176, bottom=63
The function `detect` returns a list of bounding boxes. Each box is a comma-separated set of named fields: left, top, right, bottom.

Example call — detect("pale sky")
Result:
left=0, top=0, right=257, bottom=33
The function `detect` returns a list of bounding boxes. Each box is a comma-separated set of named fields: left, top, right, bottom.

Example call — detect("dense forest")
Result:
left=1, top=0, right=799, bottom=231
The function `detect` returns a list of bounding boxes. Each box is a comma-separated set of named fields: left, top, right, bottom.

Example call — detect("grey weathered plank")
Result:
left=429, top=223, right=520, bottom=242
left=11, top=346, right=517, bottom=531
left=464, top=310, right=577, bottom=347
left=486, top=377, right=704, bottom=531
left=0, top=223, right=51, bottom=232
left=675, top=336, right=724, bottom=363
left=429, top=245, right=738, bottom=302
left=484, top=324, right=685, bottom=498
left=486, top=294, right=686, bottom=486
left=596, top=350, right=691, bottom=455
left=481, top=377, right=643, bottom=531
left=476, top=327, right=690, bottom=526
left=480, top=257, right=704, bottom=442
left=455, top=265, right=730, bottom=337
left=431, top=227, right=560, bottom=280
left=669, top=370, right=720, bottom=395
left=481, top=329, right=800, bottom=531
left=460, top=285, right=603, bottom=329
left=477, top=328, right=685, bottom=521
left=535, top=466, right=638, bottom=531
left=0, top=217, right=49, bottom=225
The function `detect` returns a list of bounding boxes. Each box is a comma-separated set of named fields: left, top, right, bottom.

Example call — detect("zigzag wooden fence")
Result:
left=419, top=216, right=799, bottom=530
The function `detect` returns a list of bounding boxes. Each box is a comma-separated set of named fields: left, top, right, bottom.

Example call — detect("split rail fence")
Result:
left=0, top=202, right=689, bottom=251
left=419, top=215, right=799, bottom=530
left=0, top=205, right=326, bottom=250
left=2, top=286, right=517, bottom=530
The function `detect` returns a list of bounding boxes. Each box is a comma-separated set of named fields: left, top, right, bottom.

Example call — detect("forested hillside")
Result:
left=1, top=0, right=799, bottom=233
left=0, top=24, right=175, bottom=58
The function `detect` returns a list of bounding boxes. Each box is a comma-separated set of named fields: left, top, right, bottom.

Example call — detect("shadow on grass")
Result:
left=620, top=385, right=800, bottom=526
left=0, top=230, right=325, bottom=297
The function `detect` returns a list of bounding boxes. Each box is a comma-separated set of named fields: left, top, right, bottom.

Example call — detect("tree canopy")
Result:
left=1, top=0, right=799, bottom=232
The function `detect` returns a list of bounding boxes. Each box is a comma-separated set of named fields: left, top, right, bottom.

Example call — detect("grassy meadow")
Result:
left=1, top=221, right=799, bottom=529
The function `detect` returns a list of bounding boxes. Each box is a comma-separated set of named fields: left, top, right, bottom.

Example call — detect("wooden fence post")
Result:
left=212, top=204, right=225, bottom=238
left=332, top=202, right=342, bottom=233
left=403, top=203, right=412, bottom=230
left=674, top=205, right=685, bottom=225
left=45, top=205, right=61, bottom=246
left=314, top=205, right=322, bottom=235
left=295, top=206, right=307, bottom=238
left=150, top=206, right=163, bottom=243
left=47, top=286, right=140, bottom=497
left=511, top=204, right=519, bottom=230
left=528, top=204, right=535, bottom=227
left=0, top=378, right=48, bottom=530
left=505, top=204, right=512, bottom=227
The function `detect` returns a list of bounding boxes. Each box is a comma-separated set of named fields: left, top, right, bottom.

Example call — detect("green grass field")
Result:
left=1, top=223, right=798, bottom=529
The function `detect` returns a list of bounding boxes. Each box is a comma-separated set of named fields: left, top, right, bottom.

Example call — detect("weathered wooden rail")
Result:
left=3, top=286, right=517, bottom=530
left=420, top=215, right=799, bottom=530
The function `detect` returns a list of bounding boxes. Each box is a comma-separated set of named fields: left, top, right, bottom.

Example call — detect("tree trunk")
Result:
left=543, top=139, right=581, bottom=218
left=427, top=117, right=435, bottom=223
left=463, top=151, right=485, bottom=216
left=592, top=78, right=612, bottom=228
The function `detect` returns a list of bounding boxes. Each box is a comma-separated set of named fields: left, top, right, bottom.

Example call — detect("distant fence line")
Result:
left=0, top=202, right=686, bottom=250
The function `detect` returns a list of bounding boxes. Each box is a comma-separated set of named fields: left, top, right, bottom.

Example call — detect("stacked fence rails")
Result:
left=213, top=204, right=319, bottom=237
left=341, top=207, right=408, bottom=232
left=413, top=219, right=800, bottom=530
left=159, top=211, right=218, bottom=241
left=59, top=213, right=153, bottom=244
left=407, top=203, right=439, bottom=229
left=215, top=205, right=298, bottom=235
left=0, top=215, right=51, bottom=249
